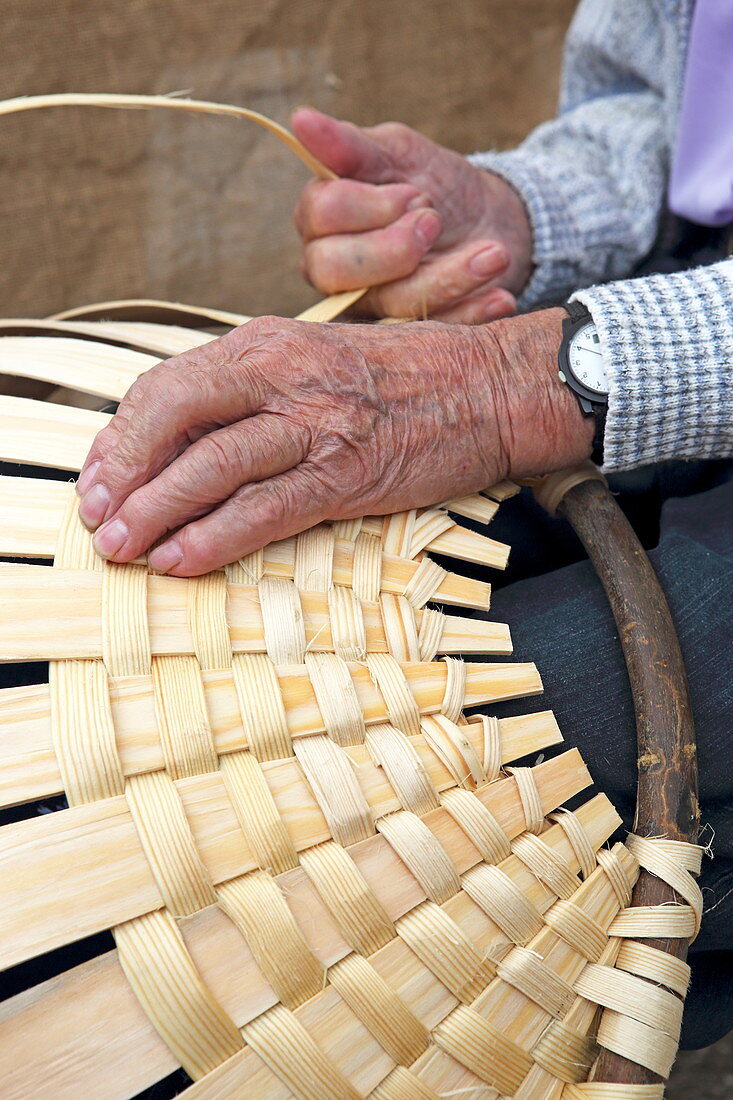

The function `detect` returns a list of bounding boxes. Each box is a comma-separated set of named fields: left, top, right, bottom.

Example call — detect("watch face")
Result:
left=568, top=322, right=608, bottom=394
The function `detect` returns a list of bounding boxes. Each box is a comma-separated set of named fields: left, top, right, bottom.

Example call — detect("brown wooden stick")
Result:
left=555, top=476, right=699, bottom=1086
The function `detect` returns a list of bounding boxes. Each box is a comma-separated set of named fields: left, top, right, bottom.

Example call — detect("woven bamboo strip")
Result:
left=484, top=480, right=521, bottom=501
left=0, top=393, right=106, bottom=470
left=0, top=317, right=214, bottom=357
left=441, top=493, right=499, bottom=524
left=0, top=336, right=155, bottom=399
left=362, top=514, right=510, bottom=570
left=0, top=490, right=492, bottom=609
left=0, top=658, right=560, bottom=806
left=167, top=809, right=627, bottom=1099
left=0, top=791, right=618, bottom=1100
left=0, top=749, right=588, bottom=970
left=0, top=564, right=513, bottom=660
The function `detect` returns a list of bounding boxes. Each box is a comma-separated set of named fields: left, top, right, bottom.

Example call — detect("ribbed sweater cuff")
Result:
left=572, top=261, right=733, bottom=471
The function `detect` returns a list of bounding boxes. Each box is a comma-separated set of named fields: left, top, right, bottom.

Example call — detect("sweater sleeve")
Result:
left=572, top=259, right=733, bottom=471
left=469, top=0, right=672, bottom=308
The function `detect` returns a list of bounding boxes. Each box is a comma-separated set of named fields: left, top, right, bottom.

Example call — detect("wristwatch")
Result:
left=558, top=300, right=608, bottom=465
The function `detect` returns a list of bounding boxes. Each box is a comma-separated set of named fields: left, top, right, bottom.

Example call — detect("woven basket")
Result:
left=0, top=97, right=703, bottom=1099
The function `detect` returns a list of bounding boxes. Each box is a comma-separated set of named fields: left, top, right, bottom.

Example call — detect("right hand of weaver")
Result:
left=291, top=108, right=534, bottom=323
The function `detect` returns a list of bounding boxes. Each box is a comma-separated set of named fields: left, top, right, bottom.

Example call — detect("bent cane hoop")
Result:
left=533, top=464, right=701, bottom=1089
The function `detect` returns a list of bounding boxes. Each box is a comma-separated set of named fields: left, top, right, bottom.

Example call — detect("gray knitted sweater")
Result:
left=470, top=0, right=733, bottom=471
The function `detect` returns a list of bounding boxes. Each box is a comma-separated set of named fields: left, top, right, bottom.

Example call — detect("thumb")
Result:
left=291, top=107, right=398, bottom=184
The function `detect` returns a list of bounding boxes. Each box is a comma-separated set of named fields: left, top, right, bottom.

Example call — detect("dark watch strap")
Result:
left=591, top=404, right=607, bottom=466
left=565, top=299, right=590, bottom=325
left=562, top=299, right=607, bottom=466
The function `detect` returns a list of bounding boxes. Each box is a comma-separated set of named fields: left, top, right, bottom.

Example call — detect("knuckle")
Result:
left=196, top=433, right=241, bottom=480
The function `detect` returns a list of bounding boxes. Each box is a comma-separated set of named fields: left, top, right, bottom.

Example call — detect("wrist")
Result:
left=476, top=169, right=534, bottom=296
left=474, top=307, right=595, bottom=477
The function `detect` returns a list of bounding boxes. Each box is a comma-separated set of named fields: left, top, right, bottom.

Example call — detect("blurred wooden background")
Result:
left=0, top=0, right=576, bottom=318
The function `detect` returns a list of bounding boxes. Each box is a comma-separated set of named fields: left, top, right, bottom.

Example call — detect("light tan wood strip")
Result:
left=0, top=336, right=154, bottom=399
left=0, top=565, right=510, bottom=659
left=0, top=394, right=106, bottom=470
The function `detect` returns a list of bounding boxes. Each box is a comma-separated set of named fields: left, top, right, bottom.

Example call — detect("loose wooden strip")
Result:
left=0, top=91, right=335, bottom=179
left=0, top=394, right=106, bottom=469
left=0, top=664, right=557, bottom=808
left=295, top=735, right=374, bottom=846
left=0, top=793, right=619, bottom=1100
left=296, top=289, right=366, bottom=322
left=0, top=336, right=154, bottom=399
left=0, top=484, right=494, bottom=610
left=0, top=750, right=592, bottom=969
left=366, top=723, right=440, bottom=816
left=0, top=564, right=509, bottom=659
left=51, top=297, right=249, bottom=326
left=0, top=317, right=215, bottom=356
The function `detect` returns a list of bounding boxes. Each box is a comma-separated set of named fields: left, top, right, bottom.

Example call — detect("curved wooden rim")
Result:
left=554, top=475, right=699, bottom=1086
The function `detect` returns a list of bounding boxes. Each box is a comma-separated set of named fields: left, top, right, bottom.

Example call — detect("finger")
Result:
left=362, top=239, right=509, bottom=317
left=302, top=207, right=441, bottom=294
left=291, top=107, right=398, bottom=183
left=294, top=179, right=429, bottom=242
left=91, top=414, right=307, bottom=563
left=429, top=287, right=517, bottom=325
left=77, top=329, right=269, bottom=530
left=147, top=464, right=336, bottom=576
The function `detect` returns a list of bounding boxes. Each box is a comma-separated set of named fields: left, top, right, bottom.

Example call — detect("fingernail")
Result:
left=414, top=210, right=441, bottom=248
left=76, top=460, right=100, bottom=496
left=78, top=483, right=110, bottom=529
left=469, top=245, right=507, bottom=278
left=93, top=518, right=128, bottom=559
left=407, top=192, right=431, bottom=212
left=148, top=541, right=182, bottom=574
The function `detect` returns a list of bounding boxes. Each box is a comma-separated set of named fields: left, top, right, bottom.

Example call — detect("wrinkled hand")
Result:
left=77, top=310, right=591, bottom=576
left=292, top=108, right=533, bottom=323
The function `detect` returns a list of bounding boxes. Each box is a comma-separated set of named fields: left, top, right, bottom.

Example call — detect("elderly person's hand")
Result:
left=77, top=310, right=591, bottom=577
left=291, top=108, right=533, bottom=323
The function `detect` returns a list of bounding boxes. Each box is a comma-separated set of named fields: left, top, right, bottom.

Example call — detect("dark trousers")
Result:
left=475, top=461, right=733, bottom=1049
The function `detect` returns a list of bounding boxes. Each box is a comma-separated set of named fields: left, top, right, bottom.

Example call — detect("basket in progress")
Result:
left=0, top=97, right=703, bottom=1099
